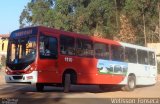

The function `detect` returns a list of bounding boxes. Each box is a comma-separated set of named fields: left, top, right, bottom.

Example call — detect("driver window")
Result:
left=39, top=34, right=58, bottom=59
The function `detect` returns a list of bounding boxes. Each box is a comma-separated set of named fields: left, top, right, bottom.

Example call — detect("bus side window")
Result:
left=149, top=52, right=155, bottom=66
left=40, top=35, right=58, bottom=59
left=125, top=47, right=137, bottom=63
left=94, top=42, right=109, bottom=59
left=111, top=45, right=124, bottom=62
left=76, top=39, right=94, bottom=57
left=60, top=35, right=75, bottom=56
left=137, top=50, right=148, bottom=65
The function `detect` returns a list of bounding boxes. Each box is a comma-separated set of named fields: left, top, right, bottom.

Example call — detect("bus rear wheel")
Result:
left=122, top=75, right=136, bottom=91
left=63, top=74, right=71, bottom=93
left=36, top=83, right=44, bottom=92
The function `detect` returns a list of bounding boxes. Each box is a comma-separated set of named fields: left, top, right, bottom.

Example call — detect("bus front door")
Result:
left=37, top=32, right=59, bottom=83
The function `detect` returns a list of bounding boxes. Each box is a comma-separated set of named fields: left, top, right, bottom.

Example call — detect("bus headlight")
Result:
left=25, top=65, right=36, bottom=74
left=6, top=67, right=13, bottom=75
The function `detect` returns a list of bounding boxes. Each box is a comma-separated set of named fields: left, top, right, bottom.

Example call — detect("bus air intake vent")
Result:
left=13, top=76, right=23, bottom=80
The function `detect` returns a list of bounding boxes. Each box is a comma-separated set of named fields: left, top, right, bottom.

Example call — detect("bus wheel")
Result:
left=122, top=75, right=136, bottom=91
left=36, top=83, right=44, bottom=92
left=63, top=74, right=71, bottom=93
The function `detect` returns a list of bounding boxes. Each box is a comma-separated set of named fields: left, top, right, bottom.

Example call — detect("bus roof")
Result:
left=38, top=26, right=120, bottom=46
left=120, top=42, right=155, bottom=52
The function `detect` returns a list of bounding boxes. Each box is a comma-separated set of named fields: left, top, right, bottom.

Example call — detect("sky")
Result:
left=0, top=0, right=29, bottom=34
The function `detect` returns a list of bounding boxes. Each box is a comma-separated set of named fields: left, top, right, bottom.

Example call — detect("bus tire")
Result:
left=63, top=74, right=71, bottom=93
left=36, top=83, right=44, bottom=92
left=122, top=75, right=136, bottom=91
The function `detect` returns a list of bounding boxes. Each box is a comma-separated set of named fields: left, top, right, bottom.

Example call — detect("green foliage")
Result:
left=20, top=0, right=159, bottom=45
left=20, top=0, right=55, bottom=28
left=20, top=0, right=119, bottom=38
left=123, top=0, right=159, bottom=44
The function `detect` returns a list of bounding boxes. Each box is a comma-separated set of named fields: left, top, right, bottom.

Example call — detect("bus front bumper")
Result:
left=5, top=71, right=38, bottom=84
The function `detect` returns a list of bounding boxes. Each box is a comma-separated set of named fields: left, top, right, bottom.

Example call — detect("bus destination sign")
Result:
left=14, top=29, right=33, bottom=37
left=10, top=27, right=37, bottom=38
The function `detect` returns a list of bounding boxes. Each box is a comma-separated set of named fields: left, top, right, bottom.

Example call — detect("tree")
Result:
left=20, top=0, right=55, bottom=28
left=114, top=14, right=137, bottom=43
left=122, top=0, right=159, bottom=45
left=20, top=0, right=159, bottom=45
left=20, top=0, right=118, bottom=39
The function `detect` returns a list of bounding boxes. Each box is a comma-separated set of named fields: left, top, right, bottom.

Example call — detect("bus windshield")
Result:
left=7, top=36, right=37, bottom=70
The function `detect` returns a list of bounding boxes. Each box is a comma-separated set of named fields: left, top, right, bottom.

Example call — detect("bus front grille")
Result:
left=13, top=76, right=23, bottom=80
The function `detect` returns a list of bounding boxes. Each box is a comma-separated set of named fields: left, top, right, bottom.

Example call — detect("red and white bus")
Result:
left=5, top=26, right=157, bottom=92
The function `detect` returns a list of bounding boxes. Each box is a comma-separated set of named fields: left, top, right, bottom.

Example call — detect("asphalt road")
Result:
left=0, top=81, right=160, bottom=104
